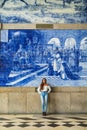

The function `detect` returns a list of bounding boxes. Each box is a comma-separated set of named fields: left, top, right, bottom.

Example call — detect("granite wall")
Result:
left=0, top=87, right=87, bottom=114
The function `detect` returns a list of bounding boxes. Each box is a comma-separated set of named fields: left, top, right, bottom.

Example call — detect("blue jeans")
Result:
left=40, top=92, right=48, bottom=112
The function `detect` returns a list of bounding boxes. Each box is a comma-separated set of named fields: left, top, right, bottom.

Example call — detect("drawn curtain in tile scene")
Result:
left=0, top=29, right=87, bottom=87
left=0, top=0, right=87, bottom=23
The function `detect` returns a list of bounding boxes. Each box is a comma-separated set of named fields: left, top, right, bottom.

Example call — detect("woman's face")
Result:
left=42, top=79, right=46, bottom=84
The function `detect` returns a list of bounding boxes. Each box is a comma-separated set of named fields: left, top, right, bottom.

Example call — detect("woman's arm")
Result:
left=37, top=86, right=41, bottom=94
left=47, top=86, right=51, bottom=93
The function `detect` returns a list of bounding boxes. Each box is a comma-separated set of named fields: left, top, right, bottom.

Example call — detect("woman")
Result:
left=37, top=78, right=51, bottom=116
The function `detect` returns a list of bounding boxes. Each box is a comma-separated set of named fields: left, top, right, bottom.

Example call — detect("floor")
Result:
left=0, top=114, right=87, bottom=130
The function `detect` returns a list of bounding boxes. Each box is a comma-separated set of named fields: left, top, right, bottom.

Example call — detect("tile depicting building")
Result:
left=0, top=29, right=87, bottom=87
left=0, top=0, right=87, bottom=23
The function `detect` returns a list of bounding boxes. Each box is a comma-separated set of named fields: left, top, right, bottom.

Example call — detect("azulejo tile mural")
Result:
left=0, top=29, right=87, bottom=87
left=0, top=0, right=87, bottom=23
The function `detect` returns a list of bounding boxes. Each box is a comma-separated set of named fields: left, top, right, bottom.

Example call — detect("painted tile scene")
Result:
left=0, top=29, right=87, bottom=87
left=0, top=0, right=87, bottom=23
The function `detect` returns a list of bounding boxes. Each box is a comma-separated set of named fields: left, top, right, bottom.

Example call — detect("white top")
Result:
left=37, top=85, right=51, bottom=94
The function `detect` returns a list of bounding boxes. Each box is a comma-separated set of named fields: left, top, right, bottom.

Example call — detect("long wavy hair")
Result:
left=40, top=78, right=47, bottom=90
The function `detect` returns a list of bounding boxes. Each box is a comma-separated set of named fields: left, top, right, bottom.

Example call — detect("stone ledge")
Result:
left=0, top=87, right=35, bottom=93
left=1, top=24, right=87, bottom=29
left=0, top=87, right=87, bottom=93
